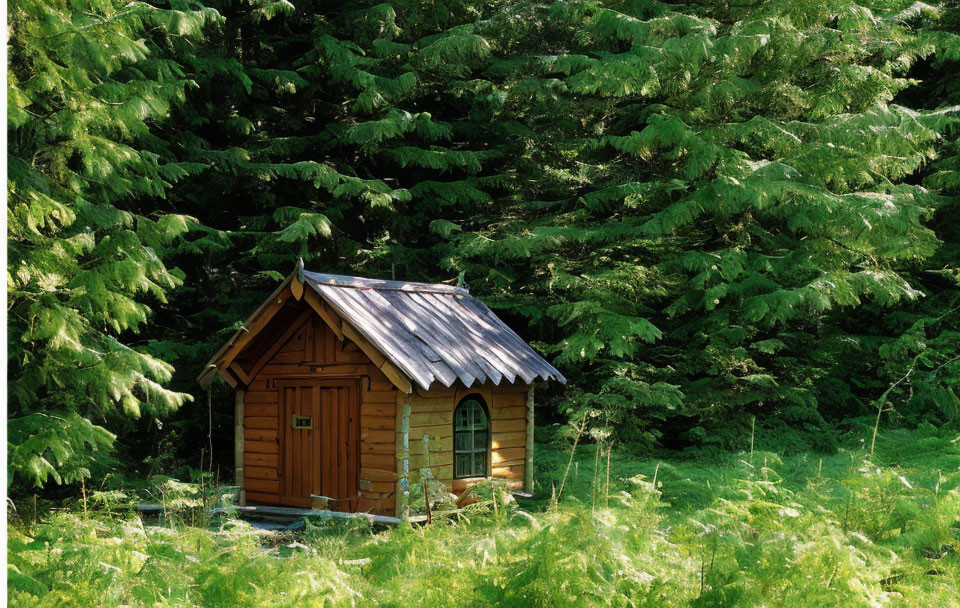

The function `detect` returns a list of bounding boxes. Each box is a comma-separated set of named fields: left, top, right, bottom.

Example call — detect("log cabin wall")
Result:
left=241, top=310, right=398, bottom=515
left=404, top=381, right=531, bottom=496
left=203, top=271, right=564, bottom=517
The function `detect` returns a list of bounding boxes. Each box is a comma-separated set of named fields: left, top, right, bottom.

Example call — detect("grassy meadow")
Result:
left=8, top=424, right=960, bottom=608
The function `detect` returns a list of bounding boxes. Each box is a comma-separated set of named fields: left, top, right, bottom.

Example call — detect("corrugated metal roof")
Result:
left=302, top=270, right=565, bottom=390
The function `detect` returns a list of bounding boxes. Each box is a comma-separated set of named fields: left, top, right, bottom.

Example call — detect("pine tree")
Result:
left=7, top=0, right=217, bottom=486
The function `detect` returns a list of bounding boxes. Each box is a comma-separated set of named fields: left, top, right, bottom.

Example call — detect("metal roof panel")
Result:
left=302, top=270, right=565, bottom=390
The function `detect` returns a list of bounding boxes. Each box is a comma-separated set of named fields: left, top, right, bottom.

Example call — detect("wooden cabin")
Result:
left=198, top=265, right=565, bottom=517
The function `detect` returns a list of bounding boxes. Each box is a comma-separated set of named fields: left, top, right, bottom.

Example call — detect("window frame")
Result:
left=453, top=395, right=490, bottom=479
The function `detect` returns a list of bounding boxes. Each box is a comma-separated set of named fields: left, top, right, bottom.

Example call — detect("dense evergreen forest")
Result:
left=8, top=0, right=960, bottom=491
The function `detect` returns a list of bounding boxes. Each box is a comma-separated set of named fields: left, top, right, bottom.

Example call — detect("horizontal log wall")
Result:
left=242, top=313, right=397, bottom=515
left=405, top=381, right=531, bottom=495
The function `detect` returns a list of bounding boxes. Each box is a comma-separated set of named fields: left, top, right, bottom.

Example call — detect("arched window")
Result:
left=454, top=396, right=489, bottom=478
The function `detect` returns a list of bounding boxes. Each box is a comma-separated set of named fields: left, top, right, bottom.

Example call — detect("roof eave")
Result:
left=196, top=270, right=297, bottom=386
left=199, top=267, right=566, bottom=393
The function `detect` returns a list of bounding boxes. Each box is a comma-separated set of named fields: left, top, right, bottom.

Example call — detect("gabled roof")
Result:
left=198, top=266, right=565, bottom=392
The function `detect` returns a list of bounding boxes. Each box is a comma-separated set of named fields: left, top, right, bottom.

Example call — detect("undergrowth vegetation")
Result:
left=9, top=427, right=960, bottom=607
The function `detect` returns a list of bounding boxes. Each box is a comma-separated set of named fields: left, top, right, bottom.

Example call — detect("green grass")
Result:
left=9, top=425, right=960, bottom=607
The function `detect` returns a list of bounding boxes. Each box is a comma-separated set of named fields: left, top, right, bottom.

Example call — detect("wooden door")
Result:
left=279, top=379, right=360, bottom=510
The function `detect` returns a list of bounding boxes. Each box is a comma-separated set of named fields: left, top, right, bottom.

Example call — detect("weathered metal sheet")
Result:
left=302, top=271, right=565, bottom=391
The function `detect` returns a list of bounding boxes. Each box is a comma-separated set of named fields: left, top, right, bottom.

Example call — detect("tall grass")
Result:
left=9, top=427, right=960, bottom=607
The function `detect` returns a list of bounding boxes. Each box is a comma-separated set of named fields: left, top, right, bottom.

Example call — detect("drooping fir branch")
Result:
left=7, top=0, right=218, bottom=487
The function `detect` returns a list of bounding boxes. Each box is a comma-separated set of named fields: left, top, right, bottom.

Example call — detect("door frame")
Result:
left=276, top=377, right=361, bottom=510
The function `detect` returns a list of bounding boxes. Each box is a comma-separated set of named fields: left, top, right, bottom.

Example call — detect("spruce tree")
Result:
left=10, top=0, right=957, bottom=486
left=865, top=0, right=960, bottom=427
left=438, top=0, right=955, bottom=446
left=151, top=0, right=959, bottom=453
left=108, top=0, right=518, bottom=468
left=7, top=0, right=217, bottom=486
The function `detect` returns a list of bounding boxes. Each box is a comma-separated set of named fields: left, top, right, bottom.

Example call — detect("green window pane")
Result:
left=455, top=454, right=472, bottom=478
left=454, top=397, right=490, bottom=478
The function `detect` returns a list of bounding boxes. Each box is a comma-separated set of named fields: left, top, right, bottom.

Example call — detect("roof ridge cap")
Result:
left=302, top=270, right=470, bottom=297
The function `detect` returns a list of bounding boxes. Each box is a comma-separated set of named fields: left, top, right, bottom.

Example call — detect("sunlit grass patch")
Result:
left=8, top=427, right=960, bottom=607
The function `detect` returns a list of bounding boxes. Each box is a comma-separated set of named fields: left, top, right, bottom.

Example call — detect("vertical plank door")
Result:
left=278, top=379, right=359, bottom=510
